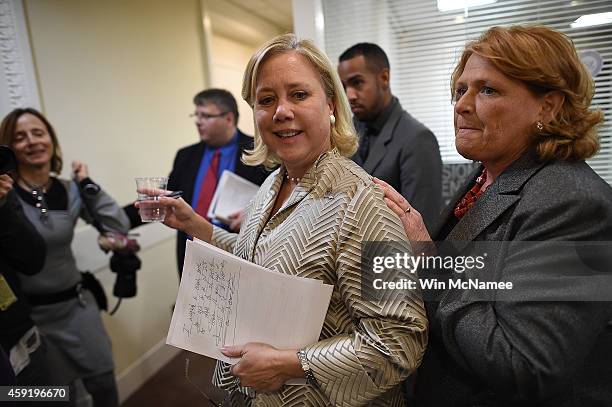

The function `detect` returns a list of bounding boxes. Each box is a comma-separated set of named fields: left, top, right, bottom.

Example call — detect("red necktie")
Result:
left=195, top=149, right=221, bottom=219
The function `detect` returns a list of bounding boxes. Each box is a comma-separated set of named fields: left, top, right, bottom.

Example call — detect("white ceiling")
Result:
left=226, top=0, right=294, bottom=32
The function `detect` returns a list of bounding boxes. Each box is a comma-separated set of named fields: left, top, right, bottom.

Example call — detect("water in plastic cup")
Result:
left=135, top=177, right=168, bottom=222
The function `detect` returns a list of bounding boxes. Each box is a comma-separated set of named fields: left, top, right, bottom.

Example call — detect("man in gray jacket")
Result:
left=338, top=43, right=442, bottom=230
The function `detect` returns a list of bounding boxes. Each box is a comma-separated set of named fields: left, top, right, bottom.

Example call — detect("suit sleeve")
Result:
left=211, top=226, right=238, bottom=254
left=399, top=129, right=442, bottom=232
left=167, top=149, right=184, bottom=193
left=303, top=185, right=428, bottom=406
left=0, top=192, right=46, bottom=275
left=122, top=203, right=142, bottom=230
left=437, top=193, right=612, bottom=402
left=78, top=180, right=130, bottom=234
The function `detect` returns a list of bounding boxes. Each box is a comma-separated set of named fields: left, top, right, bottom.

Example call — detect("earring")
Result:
left=536, top=121, right=544, bottom=132
left=330, top=114, right=336, bottom=125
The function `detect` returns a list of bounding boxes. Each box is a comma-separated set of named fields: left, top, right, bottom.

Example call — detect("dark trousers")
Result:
left=69, top=371, right=119, bottom=407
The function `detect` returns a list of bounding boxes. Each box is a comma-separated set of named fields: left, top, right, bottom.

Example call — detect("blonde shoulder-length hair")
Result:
left=241, top=33, right=358, bottom=169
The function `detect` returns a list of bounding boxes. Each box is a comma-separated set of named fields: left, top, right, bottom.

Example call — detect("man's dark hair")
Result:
left=339, top=43, right=390, bottom=73
left=193, top=88, right=239, bottom=125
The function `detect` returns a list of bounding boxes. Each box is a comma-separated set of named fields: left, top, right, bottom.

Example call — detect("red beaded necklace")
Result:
left=454, top=168, right=487, bottom=218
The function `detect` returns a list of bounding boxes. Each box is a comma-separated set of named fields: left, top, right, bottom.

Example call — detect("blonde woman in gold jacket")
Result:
left=147, top=34, right=427, bottom=406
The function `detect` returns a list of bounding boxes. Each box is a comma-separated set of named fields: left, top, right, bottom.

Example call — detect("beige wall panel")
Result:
left=98, top=239, right=179, bottom=373
left=22, top=0, right=288, bottom=397
left=24, top=0, right=206, bottom=203
left=96, top=239, right=178, bottom=376
left=210, top=34, right=258, bottom=136
left=23, top=0, right=205, bottom=389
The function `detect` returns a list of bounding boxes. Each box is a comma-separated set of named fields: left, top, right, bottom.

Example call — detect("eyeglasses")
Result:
left=189, top=112, right=229, bottom=121
left=31, top=187, right=49, bottom=223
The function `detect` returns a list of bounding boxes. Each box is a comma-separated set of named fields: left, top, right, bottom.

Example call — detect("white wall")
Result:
left=24, top=0, right=207, bottom=200
left=206, top=0, right=286, bottom=48
left=209, top=35, right=259, bottom=135
left=18, top=0, right=290, bottom=401
left=23, top=0, right=206, bottom=399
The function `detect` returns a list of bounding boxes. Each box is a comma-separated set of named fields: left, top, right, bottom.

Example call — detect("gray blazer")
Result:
left=353, top=99, right=442, bottom=231
left=416, top=150, right=612, bottom=406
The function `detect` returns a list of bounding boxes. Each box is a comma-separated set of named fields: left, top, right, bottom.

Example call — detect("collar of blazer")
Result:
left=437, top=149, right=546, bottom=251
left=363, top=101, right=404, bottom=174
left=253, top=148, right=339, bottom=236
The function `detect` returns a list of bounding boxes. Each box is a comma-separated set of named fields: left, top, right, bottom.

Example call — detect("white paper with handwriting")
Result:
left=167, top=239, right=333, bottom=364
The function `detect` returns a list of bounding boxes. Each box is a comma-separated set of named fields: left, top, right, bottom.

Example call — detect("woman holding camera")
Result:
left=0, top=108, right=129, bottom=406
left=0, top=169, right=50, bottom=386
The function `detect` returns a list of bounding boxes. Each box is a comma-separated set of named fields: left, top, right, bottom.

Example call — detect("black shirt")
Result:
left=0, top=192, right=46, bottom=351
left=353, top=97, right=398, bottom=164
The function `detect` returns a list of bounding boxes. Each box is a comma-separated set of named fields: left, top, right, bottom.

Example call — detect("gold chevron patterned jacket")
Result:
left=211, top=149, right=428, bottom=406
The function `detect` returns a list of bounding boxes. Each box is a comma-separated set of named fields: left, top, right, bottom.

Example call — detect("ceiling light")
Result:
left=571, top=12, right=612, bottom=28
left=437, top=0, right=497, bottom=12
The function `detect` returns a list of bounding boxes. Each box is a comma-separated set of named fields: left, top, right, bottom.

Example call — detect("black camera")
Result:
left=110, top=251, right=141, bottom=298
left=0, top=145, right=16, bottom=175
left=80, top=182, right=142, bottom=312
left=98, top=233, right=141, bottom=299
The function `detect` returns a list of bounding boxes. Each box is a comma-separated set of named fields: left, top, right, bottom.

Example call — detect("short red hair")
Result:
left=451, top=25, right=603, bottom=161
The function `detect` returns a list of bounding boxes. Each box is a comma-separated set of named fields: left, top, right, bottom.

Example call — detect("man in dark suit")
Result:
left=168, top=89, right=268, bottom=275
left=338, top=43, right=442, bottom=231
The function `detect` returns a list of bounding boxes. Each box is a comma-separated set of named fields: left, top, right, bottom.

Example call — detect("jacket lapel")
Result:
left=431, top=165, right=482, bottom=239
left=443, top=151, right=546, bottom=252
left=185, top=142, right=206, bottom=204
left=446, top=189, right=519, bottom=252
left=247, top=169, right=283, bottom=260
left=276, top=177, right=315, bottom=215
left=234, top=130, right=251, bottom=179
left=363, top=102, right=402, bottom=174
left=272, top=151, right=333, bottom=217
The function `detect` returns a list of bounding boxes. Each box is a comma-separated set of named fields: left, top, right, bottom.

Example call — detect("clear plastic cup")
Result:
left=135, top=177, right=168, bottom=222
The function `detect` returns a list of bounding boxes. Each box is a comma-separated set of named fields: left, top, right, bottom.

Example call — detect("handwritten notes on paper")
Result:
left=167, top=239, right=333, bottom=364
left=182, top=257, right=238, bottom=348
